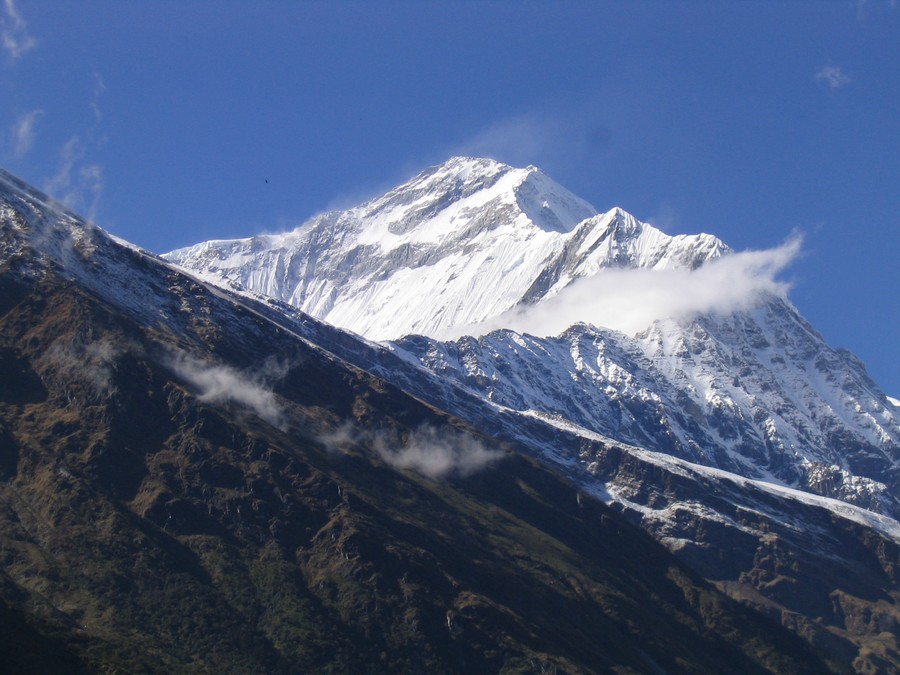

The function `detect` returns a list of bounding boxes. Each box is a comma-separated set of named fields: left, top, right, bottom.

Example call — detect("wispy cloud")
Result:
left=319, top=423, right=504, bottom=479
left=10, top=108, right=41, bottom=158
left=41, top=338, right=121, bottom=400
left=44, top=136, right=105, bottom=222
left=90, top=71, right=106, bottom=122
left=856, top=0, right=897, bottom=20
left=317, top=421, right=359, bottom=455
left=816, top=66, right=851, bottom=89
left=40, top=72, right=108, bottom=222
left=45, top=137, right=87, bottom=199
left=445, top=236, right=803, bottom=339
left=374, top=426, right=504, bottom=479
left=454, top=106, right=612, bottom=177
left=168, top=353, right=285, bottom=428
left=459, top=112, right=560, bottom=167
left=646, top=202, right=680, bottom=233
left=1, top=0, right=36, bottom=62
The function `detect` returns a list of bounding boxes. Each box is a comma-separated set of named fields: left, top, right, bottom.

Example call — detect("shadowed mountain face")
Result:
left=0, top=172, right=835, bottom=673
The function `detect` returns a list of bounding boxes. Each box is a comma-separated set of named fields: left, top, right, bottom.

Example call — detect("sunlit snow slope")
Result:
left=165, top=157, right=725, bottom=340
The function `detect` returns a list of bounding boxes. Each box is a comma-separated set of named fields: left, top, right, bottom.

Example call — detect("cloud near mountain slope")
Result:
left=444, top=235, right=802, bottom=339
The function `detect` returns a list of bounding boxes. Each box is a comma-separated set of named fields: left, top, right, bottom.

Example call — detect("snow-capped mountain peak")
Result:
left=340, top=156, right=599, bottom=250
left=164, top=158, right=724, bottom=340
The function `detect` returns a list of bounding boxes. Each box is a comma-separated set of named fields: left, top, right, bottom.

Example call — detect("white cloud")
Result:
left=816, top=66, right=851, bottom=89
left=91, top=71, right=106, bottom=122
left=317, top=421, right=359, bottom=455
left=856, top=0, right=897, bottom=19
left=45, top=137, right=85, bottom=197
left=646, top=202, right=680, bottom=233
left=459, top=113, right=559, bottom=167
left=454, top=106, right=612, bottom=176
left=446, top=236, right=802, bottom=339
left=318, top=423, right=504, bottom=479
left=42, top=338, right=120, bottom=398
left=39, top=72, right=108, bottom=221
left=44, top=136, right=104, bottom=222
left=10, top=108, right=41, bottom=158
left=169, top=353, right=285, bottom=428
left=374, top=425, right=504, bottom=479
left=1, top=0, right=36, bottom=61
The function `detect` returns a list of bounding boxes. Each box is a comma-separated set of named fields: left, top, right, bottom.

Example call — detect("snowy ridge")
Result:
left=165, top=157, right=727, bottom=340
left=0, top=168, right=258, bottom=336
left=0, top=168, right=101, bottom=271
left=395, top=299, right=900, bottom=516
left=523, top=409, right=900, bottom=543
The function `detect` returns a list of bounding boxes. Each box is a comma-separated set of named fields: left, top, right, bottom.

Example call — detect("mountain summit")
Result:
left=165, top=157, right=726, bottom=340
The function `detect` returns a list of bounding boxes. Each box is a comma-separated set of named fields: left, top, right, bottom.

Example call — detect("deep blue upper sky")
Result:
left=2, top=1, right=898, bottom=395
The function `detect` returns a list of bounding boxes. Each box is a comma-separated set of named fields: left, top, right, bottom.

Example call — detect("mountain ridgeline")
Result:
left=1, top=163, right=899, bottom=672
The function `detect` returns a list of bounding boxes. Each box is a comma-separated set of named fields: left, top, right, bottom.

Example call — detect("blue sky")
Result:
left=2, top=1, right=898, bottom=395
